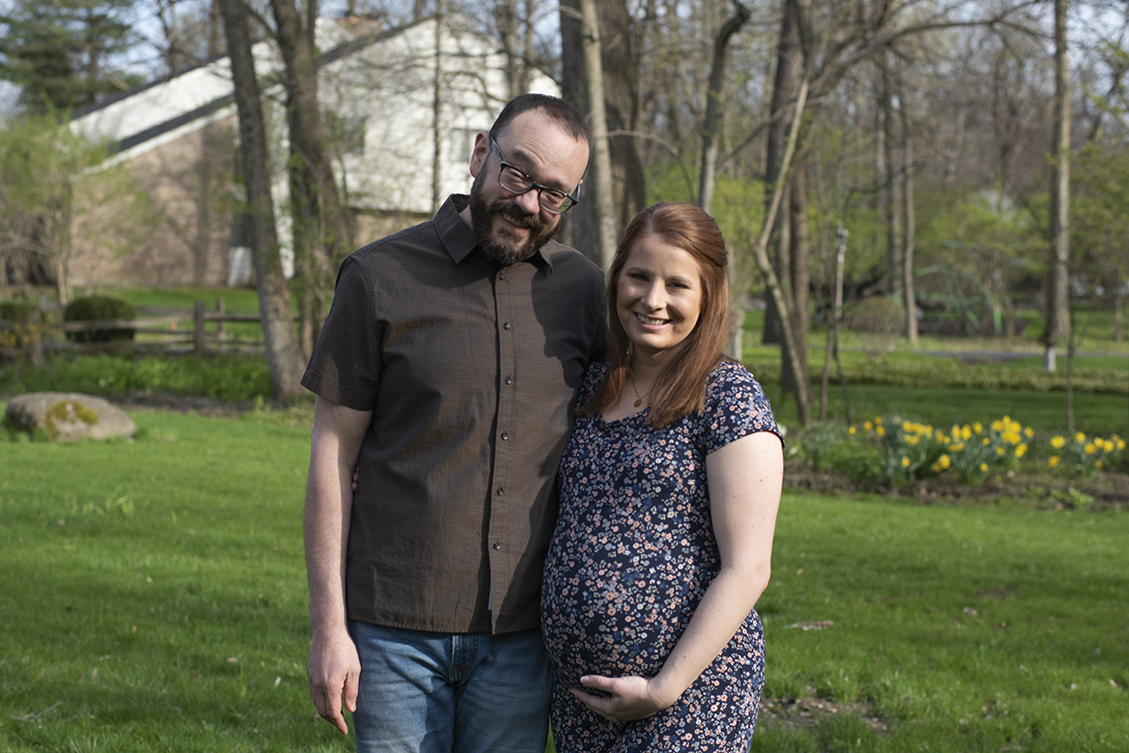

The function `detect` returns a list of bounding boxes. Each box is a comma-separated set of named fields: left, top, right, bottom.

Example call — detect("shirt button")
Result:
left=503, top=322, right=511, bottom=330
left=493, top=542, right=502, bottom=550
left=498, top=272, right=506, bottom=281
left=501, top=432, right=509, bottom=441
left=496, top=487, right=504, bottom=496
left=504, top=376, right=513, bottom=385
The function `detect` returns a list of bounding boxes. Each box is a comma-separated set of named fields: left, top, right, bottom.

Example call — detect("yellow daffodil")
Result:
left=973, top=422, right=983, bottom=434
left=996, top=446, right=1006, bottom=456
left=1025, top=427, right=1035, bottom=439
left=848, top=426, right=856, bottom=435
left=864, top=421, right=873, bottom=431
left=1049, top=456, right=1060, bottom=467
left=1016, top=444, right=1027, bottom=458
left=1085, top=443, right=1097, bottom=455
left=983, top=437, right=991, bottom=446
left=876, top=426, right=886, bottom=437
left=901, top=456, right=911, bottom=468
left=1076, top=432, right=1086, bottom=443
left=1050, top=435, right=1066, bottom=449
left=979, top=462, right=988, bottom=472
left=875, top=417, right=883, bottom=425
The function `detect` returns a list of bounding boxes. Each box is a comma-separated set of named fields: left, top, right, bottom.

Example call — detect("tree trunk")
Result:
left=782, top=155, right=810, bottom=393
left=600, top=0, right=645, bottom=232
left=271, top=0, right=353, bottom=358
left=900, top=78, right=918, bottom=343
left=220, top=0, right=304, bottom=399
left=761, top=0, right=806, bottom=348
left=432, top=0, right=446, bottom=215
left=496, top=0, right=521, bottom=98
left=560, top=0, right=641, bottom=264
left=751, top=73, right=814, bottom=428
left=700, top=3, right=750, bottom=359
left=880, top=55, right=902, bottom=300
left=699, top=2, right=750, bottom=214
left=1044, top=0, right=1071, bottom=368
left=577, top=0, right=618, bottom=270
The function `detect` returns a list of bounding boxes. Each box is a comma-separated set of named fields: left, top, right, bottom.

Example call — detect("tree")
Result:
left=218, top=0, right=304, bottom=399
left=565, top=0, right=618, bottom=270
left=269, top=0, right=354, bottom=357
left=761, top=0, right=811, bottom=409
left=0, top=0, right=142, bottom=113
left=0, top=109, right=155, bottom=301
left=560, top=0, right=644, bottom=268
left=1043, top=0, right=1071, bottom=370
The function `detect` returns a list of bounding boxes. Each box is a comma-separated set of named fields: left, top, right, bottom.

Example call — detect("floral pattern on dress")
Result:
left=542, top=359, right=781, bottom=753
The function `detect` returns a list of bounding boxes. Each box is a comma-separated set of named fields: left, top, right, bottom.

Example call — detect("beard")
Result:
left=469, top=172, right=560, bottom=265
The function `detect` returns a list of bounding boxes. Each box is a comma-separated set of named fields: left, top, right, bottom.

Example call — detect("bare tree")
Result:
left=573, top=0, right=618, bottom=269
left=270, top=0, right=354, bottom=357
left=218, top=0, right=304, bottom=399
left=1044, top=0, right=1071, bottom=370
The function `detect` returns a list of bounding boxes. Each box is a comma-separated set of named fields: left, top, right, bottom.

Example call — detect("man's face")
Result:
left=468, top=110, right=589, bottom=266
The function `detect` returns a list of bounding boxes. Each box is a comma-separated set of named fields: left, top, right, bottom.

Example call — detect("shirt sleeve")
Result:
left=703, top=362, right=783, bottom=455
left=300, top=257, right=383, bottom=411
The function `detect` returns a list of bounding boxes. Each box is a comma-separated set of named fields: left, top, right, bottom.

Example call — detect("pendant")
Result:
left=634, top=397, right=643, bottom=407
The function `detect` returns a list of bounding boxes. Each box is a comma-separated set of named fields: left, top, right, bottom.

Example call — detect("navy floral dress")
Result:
left=542, top=360, right=782, bottom=753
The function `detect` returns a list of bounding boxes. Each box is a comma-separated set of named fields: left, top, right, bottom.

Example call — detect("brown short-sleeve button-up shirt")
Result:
left=301, top=195, right=605, bottom=634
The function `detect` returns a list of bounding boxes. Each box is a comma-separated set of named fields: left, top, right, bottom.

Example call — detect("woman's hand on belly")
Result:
left=569, top=673, right=675, bottom=722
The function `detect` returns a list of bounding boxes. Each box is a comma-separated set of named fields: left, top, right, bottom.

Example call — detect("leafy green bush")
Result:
left=842, top=296, right=906, bottom=334
left=0, top=300, right=34, bottom=324
left=63, top=295, right=136, bottom=343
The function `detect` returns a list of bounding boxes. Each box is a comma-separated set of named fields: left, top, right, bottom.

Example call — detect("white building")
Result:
left=67, top=14, right=557, bottom=287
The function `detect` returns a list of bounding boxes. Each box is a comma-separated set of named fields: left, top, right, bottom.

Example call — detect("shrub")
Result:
left=0, top=300, right=40, bottom=352
left=0, top=300, right=34, bottom=324
left=63, top=295, right=136, bottom=343
left=842, top=296, right=906, bottom=335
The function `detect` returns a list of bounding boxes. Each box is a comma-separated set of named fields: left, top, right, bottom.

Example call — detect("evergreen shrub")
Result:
left=63, top=295, right=136, bottom=343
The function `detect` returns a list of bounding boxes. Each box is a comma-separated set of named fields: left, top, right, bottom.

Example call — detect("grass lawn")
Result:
left=2, top=405, right=1127, bottom=751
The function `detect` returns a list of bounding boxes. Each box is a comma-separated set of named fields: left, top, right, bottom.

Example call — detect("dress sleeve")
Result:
left=703, top=362, right=783, bottom=455
left=300, top=257, right=383, bottom=411
left=575, top=359, right=609, bottom=409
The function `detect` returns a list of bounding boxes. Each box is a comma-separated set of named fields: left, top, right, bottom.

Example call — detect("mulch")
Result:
left=785, top=460, right=1129, bottom=510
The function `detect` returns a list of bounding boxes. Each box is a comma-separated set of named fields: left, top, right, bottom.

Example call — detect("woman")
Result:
left=541, top=202, right=784, bottom=752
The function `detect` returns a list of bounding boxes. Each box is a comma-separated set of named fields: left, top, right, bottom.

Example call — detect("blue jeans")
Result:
left=348, top=621, right=551, bottom=753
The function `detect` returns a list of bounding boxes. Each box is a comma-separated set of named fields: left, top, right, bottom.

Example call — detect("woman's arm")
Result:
left=571, top=430, right=783, bottom=722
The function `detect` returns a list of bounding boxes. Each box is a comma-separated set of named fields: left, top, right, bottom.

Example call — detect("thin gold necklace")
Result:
left=628, top=372, right=650, bottom=408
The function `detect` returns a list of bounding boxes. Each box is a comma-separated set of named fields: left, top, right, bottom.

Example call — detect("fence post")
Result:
left=194, top=299, right=206, bottom=355
left=216, top=298, right=226, bottom=344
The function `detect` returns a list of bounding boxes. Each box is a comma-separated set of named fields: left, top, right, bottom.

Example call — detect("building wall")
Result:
left=69, top=118, right=237, bottom=289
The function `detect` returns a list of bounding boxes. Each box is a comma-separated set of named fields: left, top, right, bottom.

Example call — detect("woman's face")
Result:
left=615, top=233, right=703, bottom=361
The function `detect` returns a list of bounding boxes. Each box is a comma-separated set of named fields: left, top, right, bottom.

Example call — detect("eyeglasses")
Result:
left=490, top=138, right=580, bottom=215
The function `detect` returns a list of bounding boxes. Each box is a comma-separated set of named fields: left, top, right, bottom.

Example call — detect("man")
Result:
left=300, top=94, right=605, bottom=753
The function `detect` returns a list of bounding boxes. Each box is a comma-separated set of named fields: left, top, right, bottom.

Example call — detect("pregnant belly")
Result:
left=542, top=558, right=695, bottom=684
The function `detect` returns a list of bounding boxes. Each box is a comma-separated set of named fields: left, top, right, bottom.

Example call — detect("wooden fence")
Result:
left=0, top=298, right=283, bottom=363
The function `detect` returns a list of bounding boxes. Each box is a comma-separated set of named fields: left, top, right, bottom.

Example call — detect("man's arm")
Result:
left=304, top=395, right=373, bottom=735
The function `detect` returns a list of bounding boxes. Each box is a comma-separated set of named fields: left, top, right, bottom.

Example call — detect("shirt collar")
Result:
left=437, top=194, right=554, bottom=272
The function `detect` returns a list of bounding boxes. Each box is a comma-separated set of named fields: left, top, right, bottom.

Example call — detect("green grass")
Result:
left=2, top=406, right=1127, bottom=751
left=763, top=383, right=1129, bottom=440
left=753, top=493, right=1129, bottom=752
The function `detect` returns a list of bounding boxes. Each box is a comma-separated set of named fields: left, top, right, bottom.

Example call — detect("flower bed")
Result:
left=793, top=414, right=1127, bottom=507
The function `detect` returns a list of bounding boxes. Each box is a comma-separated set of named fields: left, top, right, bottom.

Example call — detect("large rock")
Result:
left=4, top=392, right=136, bottom=441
